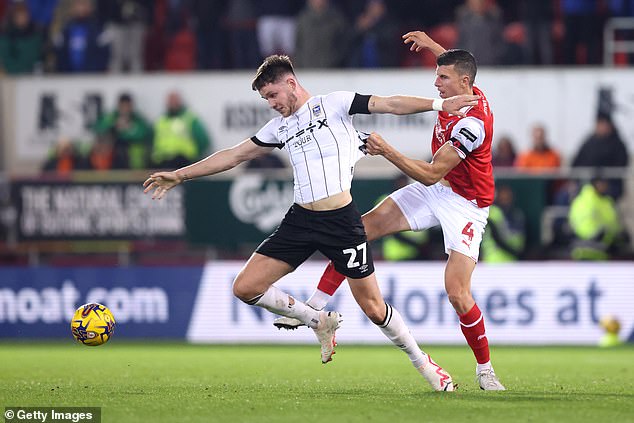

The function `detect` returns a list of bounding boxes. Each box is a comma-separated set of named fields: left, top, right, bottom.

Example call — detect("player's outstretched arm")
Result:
left=364, top=132, right=461, bottom=185
left=143, top=139, right=271, bottom=200
left=402, top=31, right=446, bottom=57
left=368, top=93, right=478, bottom=117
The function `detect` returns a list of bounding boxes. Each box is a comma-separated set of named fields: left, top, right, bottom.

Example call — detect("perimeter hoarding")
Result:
left=1, top=262, right=632, bottom=345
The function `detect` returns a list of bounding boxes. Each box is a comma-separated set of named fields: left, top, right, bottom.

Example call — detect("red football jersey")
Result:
left=432, top=86, right=495, bottom=207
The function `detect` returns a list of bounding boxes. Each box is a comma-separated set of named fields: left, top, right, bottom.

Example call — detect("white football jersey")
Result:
left=252, top=91, right=366, bottom=205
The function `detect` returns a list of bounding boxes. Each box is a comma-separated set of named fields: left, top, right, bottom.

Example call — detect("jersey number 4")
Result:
left=343, top=242, right=368, bottom=268
left=462, top=222, right=475, bottom=241
left=461, top=222, right=475, bottom=248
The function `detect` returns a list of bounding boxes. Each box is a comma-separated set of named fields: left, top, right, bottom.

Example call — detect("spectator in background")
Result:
left=26, top=0, right=58, bottom=72
left=515, top=124, right=561, bottom=172
left=561, top=0, right=604, bottom=65
left=518, top=0, right=553, bottom=65
left=0, top=1, right=43, bottom=74
left=162, top=0, right=196, bottom=71
left=26, top=0, right=58, bottom=31
left=41, top=137, right=84, bottom=173
left=192, top=0, right=227, bottom=70
left=455, top=0, right=504, bottom=66
left=491, top=135, right=517, bottom=167
left=294, top=0, right=348, bottom=68
left=255, top=1, right=300, bottom=58
left=609, top=0, right=634, bottom=18
left=481, top=185, right=526, bottom=263
left=54, top=0, right=109, bottom=72
left=103, top=0, right=150, bottom=73
left=143, top=0, right=195, bottom=72
left=571, top=113, right=629, bottom=199
left=151, top=91, right=211, bottom=169
left=94, top=92, right=153, bottom=170
left=390, top=0, right=461, bottom=29
left=569, top=175, right=630, bottom=260
left=346, top=0, right=399, bottom=68
left=83, top=130, right=128, bottom=170
left=49, top=0, right=72, bottom=38
left=224, top=0, right=260, bottom=69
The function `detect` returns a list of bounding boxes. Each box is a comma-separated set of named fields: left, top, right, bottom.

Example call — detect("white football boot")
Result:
left=273, top=316, right=305, bottom=330
left=477, top=368, right=506, bottom=390
left=312, top=311, right=343, bottom=364
left=416, top=355, right=456, bottom=391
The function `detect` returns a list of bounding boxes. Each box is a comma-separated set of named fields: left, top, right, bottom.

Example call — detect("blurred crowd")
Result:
left=42, top=90, right=212, bottom=172
left=1, top=0, right=632, bottom=263
left=489, top=110, right=631, bottom=261
left=1, top=0, right=634, bottom=75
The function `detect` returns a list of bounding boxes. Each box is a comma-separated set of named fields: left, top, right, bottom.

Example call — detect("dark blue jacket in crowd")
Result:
left=56, top=17, right=109, bottom=73
left=26, top=0, right=59, bottom=28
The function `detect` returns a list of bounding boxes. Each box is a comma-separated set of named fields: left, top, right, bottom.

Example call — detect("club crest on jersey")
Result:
left=312, top=105, right=322, bottom=117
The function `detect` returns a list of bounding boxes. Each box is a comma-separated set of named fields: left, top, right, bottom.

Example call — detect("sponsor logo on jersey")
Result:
left=284, top=119, right=329, bottom=147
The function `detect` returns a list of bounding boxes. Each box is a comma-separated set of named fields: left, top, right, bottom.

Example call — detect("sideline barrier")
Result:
left=1, top=262, right=632, bottom=344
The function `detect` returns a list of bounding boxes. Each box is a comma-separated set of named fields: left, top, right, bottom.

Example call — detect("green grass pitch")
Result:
left=1, top=342, right=633, bottom=423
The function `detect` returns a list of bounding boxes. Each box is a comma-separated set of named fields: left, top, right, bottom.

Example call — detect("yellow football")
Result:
left=71, top=303, right=116, bottom=346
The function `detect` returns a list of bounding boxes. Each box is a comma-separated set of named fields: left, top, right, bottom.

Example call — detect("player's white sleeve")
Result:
left=252, top=117, right=284, bottom=149
left=324, top=91, right=356, bottom=116
left=449, top=117, right=485, bottom=159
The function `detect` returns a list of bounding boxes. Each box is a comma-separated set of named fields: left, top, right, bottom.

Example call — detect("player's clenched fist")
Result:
left=365, top=132, right=393, bottom=157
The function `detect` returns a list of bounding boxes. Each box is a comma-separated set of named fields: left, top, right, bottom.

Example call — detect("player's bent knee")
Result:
left=232, top=279, right=258, bottom=302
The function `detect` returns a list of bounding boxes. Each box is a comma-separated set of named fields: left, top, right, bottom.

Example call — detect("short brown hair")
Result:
left=251, top=55, right=295, bottom=91
left=437, top=49, right=477, bottom=87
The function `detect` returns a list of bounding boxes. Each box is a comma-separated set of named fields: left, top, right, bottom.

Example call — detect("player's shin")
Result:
left=305, top=288, right=331, bottom=310
left=377, top=303, right=455, bottom=391
left=246, top=285, right=320, bottom=328
left=307, top=262, right=345, bottom=310
left=376, top=303, right=426, bottom=368
left=459, top=303, right=491, bottom=365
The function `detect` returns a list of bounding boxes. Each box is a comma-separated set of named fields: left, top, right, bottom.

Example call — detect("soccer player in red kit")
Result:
left=274, top=31, right=505, bottom=390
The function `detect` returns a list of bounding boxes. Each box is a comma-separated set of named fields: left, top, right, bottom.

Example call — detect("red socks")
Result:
left=316, top=262, right=346, bottom=295
left=459, top=303, right=490, bottom=364
left=317, top=265, right=491, bottom=365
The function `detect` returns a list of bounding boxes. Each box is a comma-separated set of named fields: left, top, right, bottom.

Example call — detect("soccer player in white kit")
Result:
left=143, top=54, right=477, bottom=391
left=274, top=32, right=506, bottom=391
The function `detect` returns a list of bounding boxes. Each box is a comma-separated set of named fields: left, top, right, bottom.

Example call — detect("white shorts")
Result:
left=390, top=182, right=489, bottom=262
